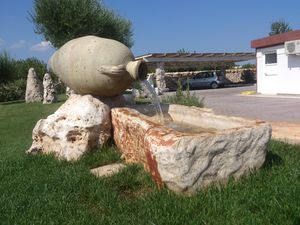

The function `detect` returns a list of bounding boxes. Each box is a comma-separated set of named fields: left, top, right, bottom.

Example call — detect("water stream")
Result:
left=140, top=80, right=164, bottom=123
left=138, top=80, right=216, bottom=134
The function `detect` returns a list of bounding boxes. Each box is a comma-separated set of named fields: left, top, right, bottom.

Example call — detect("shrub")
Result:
left=241, top=69, right=255, bottom=83
left=163, top=79, right=204, bottom=107
left=0, top=79, right=26, bottom=102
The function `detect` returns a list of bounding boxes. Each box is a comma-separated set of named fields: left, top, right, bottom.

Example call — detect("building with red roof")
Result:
left=251, top=30, right=300, bottom=94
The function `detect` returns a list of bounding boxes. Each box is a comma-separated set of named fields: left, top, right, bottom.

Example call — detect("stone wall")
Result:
left=149, top=71, right=201, bottom=91
left=149, top=68, right=256, bottom=91
left=225, top=68, right=256, bottom=84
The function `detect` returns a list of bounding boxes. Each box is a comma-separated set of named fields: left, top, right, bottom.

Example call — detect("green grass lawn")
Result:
left=0, top=98, right=299, bottom=225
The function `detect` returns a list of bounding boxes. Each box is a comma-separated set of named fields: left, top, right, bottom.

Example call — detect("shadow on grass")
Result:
left=0, top=99, right=25, bottom=105
left=101, top=164, right=157, bottom=200
left=0, top=98, right=66, bottom=106
left=263, top=151, right=283, bottom=169
left=56, top=98, right=67, bottom=103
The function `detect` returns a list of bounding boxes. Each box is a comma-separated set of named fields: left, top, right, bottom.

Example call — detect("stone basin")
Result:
left=111, top=104, right=271, bottom=194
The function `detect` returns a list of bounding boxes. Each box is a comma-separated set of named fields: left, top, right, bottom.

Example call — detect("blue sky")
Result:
left=0, top=0, right=299, bottom=63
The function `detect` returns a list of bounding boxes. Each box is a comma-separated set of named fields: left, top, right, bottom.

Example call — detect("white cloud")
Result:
left=0, top=38, right=5, bottom=46
left=10, top=40, right=26, bottom=49
left=30, top=41, right=53, bottom=52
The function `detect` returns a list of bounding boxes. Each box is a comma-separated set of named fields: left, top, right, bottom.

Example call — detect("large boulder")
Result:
left=111, top=106, right=271, bottom=194
left=25, top=68, right=43, bottom=103
left=27, top=94, right=111, bottom=161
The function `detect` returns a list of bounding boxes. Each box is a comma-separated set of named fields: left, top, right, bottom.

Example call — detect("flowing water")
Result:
left=139, top=80, right=216, bottom=134
left=140, top=80, right=164, bottom=123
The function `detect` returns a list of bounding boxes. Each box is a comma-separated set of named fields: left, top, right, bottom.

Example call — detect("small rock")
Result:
left=25, top=68, right=43, bottom=103
left=90, top=163, right=126, bottom=178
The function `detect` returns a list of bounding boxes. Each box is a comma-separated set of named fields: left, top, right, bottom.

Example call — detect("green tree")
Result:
left=0, top=51, right=16, bottom=83
left=0, top=51, right=46, bottom=83
left=15, top=57, right=47, bottom=80
left=241, top=63, right=255, bottom=69
left=177, top=48, right=189, bottom=53
left=29, top=0, right=133, bottom=48
left=269, top=20, right=292, bottom=36
left=0, top=52, right=47, bottom=101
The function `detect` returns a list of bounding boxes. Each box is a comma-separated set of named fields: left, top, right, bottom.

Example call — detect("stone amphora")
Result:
left=48, top=36, right=147, bottom=97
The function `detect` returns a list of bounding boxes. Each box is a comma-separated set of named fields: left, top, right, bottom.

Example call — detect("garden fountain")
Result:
left=27, top=36, right=271, bottom=194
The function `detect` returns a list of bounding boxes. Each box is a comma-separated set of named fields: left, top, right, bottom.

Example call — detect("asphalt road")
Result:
left=170, top=84, right=300, bottom=123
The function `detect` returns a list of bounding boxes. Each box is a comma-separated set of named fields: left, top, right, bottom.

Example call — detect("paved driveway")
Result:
left=164, top=85, right=300, bottom=143
left=186, top=85, right=300, bottom=123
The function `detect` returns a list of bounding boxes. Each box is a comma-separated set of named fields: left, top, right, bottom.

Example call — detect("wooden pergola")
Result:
left=136, top=52, right=255, bottom=64
left=136, top=52, right=255, bottom=70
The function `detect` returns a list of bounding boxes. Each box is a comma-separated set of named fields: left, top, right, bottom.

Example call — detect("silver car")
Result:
left=182, top=71, right=224, bottom=89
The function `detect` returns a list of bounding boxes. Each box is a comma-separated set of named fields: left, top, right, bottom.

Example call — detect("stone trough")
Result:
left=112, top=104, right=271, bottom=194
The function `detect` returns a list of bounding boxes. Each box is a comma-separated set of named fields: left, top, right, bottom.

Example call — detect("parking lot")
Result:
left=185, top=84, right=300, bottom=123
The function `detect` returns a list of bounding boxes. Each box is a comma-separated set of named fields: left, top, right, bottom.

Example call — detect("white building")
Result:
left=251, top=30, right=300, bottom=94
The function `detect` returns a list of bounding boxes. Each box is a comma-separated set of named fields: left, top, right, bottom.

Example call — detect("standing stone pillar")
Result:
left=25, top=68, right=43, bottom=103
left=43, top=73, right=57, bottom=104
left=155, top=62, right=168, bottom=95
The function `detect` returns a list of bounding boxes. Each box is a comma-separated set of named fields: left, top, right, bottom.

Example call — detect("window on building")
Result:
left=265, top=52, right=277, bottom=64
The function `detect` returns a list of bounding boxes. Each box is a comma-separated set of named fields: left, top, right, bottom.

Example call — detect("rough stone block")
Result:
left=111, top=105, right=271, bottom=194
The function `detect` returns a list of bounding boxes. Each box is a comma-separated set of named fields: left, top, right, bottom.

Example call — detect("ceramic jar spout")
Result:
left=126, top=60, right=148, bottom=81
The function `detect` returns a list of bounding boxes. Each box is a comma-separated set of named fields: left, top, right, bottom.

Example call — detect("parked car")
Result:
left=182, top=71, right=224, bottom=89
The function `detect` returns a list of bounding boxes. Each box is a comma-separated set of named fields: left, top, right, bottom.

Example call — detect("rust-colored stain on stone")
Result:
left=111, top=107, right=195, bottom=187
left=146, top=127, right=183, bottom=147
left=111, top=107, right=175, bottom=187
left=145, top=148, right=163, bottom=188
left=112, top=108, right=152, bottom=165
